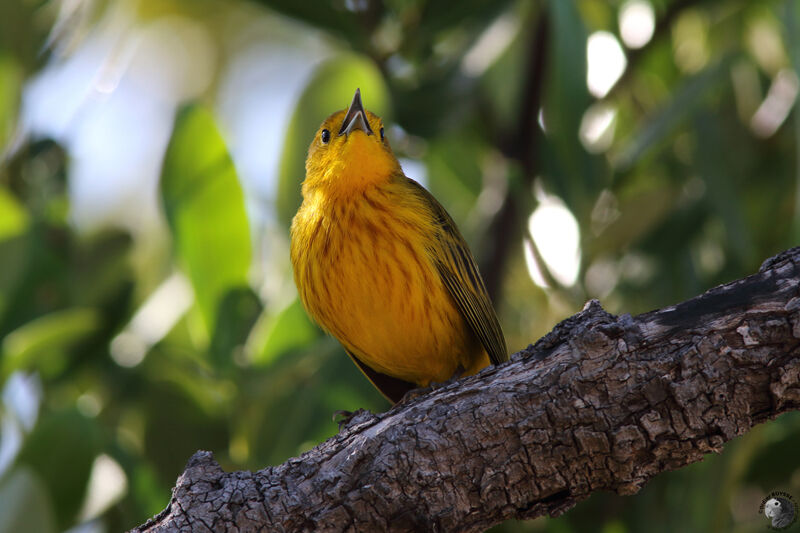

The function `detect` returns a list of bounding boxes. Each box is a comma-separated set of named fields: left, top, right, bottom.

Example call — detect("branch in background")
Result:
left=480, top=7, right=549, bottom=301
left=479, top=0, right=709, bottom=300
left=132, top=247, right=800, bottom=533
left=480, top=0, right=698, bottom=300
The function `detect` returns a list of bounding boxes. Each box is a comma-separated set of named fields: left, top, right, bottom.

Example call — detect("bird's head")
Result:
left=304, top=89, right=400, bottom=194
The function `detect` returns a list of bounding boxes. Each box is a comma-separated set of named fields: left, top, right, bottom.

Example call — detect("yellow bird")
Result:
left=290, top=89, right=507, bottom=403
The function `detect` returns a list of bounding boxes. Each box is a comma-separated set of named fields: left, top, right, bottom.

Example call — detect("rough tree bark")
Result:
left=132, top=247, right=800, bottom=533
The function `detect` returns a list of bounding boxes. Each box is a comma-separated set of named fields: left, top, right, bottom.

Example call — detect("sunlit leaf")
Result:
left=0, top=187, right=27, bottom=241
left=161, top=105, right=252, bottom=337
left=276, top=54, right=389, bottom=227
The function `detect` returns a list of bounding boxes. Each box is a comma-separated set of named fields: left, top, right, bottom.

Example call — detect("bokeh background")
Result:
left=1, top=0, right=799, bottom=531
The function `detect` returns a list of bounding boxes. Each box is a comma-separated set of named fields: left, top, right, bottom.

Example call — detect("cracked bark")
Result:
left=132, top=246, right=800, bottom=533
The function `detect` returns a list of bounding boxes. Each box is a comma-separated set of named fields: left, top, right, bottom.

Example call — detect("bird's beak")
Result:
left=339, top=88, right=374, bottom=136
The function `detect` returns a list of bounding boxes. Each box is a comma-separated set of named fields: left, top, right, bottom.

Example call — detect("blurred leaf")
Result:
left=0, top=186, right=29, bottom=241
left=161, top=105, right=252, bottom=337
left=0, top=1, right=45, bottom=73
left=0, top=467, right=56, bottom=533
left=247, top=298, right=317, bottom=367
left=17, top=410, right=100, bottom=529
left=589, top=185, right=678, bottom=256
left=0, top=225, right=71, bottom=338
left=543, top=0, right=599, bottom=213
left=1, top=307, right=100, bottom=377
left=142, top=382, right=228, bottom=487
left=254, top=1, right=367, bottom=50
left=70, top=231, right=133, bottom=308
left=784, top=0, right=800, bottom=241
left=130, top=461, right=171, bottom=519
left=209, top=287, right=262, bottom=370
left=145, top=342, right=234, bottom=417
left=276, top=54, right=389, bottom=226
left=0, top=235, right=26, bottom=320
left=744, top=413, right=800, bottom=487
left=480, top=7, right=528, bottom=132
left=249, top=338, right=385, bottom=467
left=544, top=0, right=588, bottom=139
left=614, top=56, right=733, bottom=171
left=418, top=0, right=514, bottom=38
left=0, top=54, right=21, bottom=150
left=693, top=112, right=756, bottom=267
left=423, top=132, right=485, bottom=227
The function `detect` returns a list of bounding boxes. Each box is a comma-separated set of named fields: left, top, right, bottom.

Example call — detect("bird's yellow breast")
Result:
left=290, top=180, right=487, bottom=386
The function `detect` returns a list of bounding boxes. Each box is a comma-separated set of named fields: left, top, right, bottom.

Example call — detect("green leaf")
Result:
left=0, top=186, right=27, bottom=242
left=276, top=54, right=389, bottom=227
left=161, top=105, right=252, bottom=337
left=1, top=307, right=100, bottom=377
left=247, top=298, right=317, bottom=367
left=0, top=467, right=56, bottom=533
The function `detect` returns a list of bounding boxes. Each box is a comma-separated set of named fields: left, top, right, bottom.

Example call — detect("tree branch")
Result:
left=132, top=246, right=800, bottom=533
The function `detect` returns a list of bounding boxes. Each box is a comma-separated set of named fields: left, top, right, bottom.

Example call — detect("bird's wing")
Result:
left=406, top=178, right=508, bottom=365
left=345, top=349, right=417, bottom=404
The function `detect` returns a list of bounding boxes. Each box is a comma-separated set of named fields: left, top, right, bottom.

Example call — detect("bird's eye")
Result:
left=380, top=127, right=385, bottom=141
left=321, top=129, right=330, bottom=144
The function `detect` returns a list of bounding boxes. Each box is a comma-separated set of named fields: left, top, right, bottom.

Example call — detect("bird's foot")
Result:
left=396, top=366, right=469, bottom=405
left=397, top=386, right=431, bottom=404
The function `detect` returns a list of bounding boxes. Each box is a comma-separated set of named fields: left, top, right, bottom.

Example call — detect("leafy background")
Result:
left=1, top=0, right=799, bottom=531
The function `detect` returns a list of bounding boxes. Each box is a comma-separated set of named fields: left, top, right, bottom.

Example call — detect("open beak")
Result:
left=338, top=88, right=374, bottom=136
